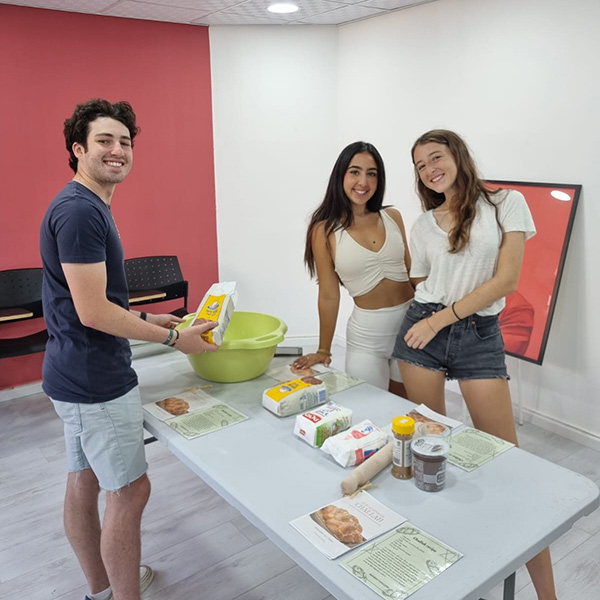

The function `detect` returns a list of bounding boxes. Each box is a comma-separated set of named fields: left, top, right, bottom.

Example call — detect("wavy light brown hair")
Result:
left=411, top=129, right=501, bottom=253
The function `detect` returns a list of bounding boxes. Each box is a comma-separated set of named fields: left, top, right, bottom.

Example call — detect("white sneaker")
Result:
left=139, top=565, right=154, bottom=596
left=102, top=565, right=154, bottom=599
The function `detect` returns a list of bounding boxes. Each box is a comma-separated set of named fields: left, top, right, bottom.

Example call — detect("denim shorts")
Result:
left=51, top=386, right=148, bottom=491
left=392, top=301, right=508, bottom=381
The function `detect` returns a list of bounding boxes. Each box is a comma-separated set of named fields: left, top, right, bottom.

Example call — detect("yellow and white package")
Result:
left=262, top=377, right=328, bottom=417
left=192, top=281, right=237, bottom=346
left=294, top=401, right=352, bottom=447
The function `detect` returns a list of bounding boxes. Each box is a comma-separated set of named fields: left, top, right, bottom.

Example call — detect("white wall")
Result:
left=336, top=0, right=600, bottom=442
left=210, top=0, right=600, bottom=445
left=209, top=25, right=338, bottom=340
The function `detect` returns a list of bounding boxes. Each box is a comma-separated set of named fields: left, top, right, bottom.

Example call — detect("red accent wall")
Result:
left=0, top=5, right=218, bottom=390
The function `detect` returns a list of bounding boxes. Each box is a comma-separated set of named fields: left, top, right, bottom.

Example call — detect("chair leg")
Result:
left=503, top=572, right=516, bottom=600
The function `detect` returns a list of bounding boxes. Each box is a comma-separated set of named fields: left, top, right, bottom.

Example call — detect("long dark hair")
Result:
left=304, top=141, right=386, bottom=278
left=411, top=130, right=501, bottom=253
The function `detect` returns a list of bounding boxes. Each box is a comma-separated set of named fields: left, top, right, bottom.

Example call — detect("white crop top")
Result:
left=334, top=209, right=409, bottom=298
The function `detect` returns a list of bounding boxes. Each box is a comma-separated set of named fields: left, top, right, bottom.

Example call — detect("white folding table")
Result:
left=138, top=352, right=599, bottom=600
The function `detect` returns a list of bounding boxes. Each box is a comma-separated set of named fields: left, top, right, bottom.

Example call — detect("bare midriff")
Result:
left=354, top=278, right=414, bottom=310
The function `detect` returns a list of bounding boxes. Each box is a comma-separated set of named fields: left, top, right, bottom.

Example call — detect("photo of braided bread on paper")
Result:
left=290, top=490, right=406, bottom=559
left=144, top=386, right=216, bottom=422
left=311, top=505, right=366, bottom=546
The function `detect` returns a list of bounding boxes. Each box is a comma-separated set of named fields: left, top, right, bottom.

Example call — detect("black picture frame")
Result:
left=487, top=180, right=581, bottom=365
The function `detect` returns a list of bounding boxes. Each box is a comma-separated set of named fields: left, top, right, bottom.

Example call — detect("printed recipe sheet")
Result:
left=143, top=386, right=248, bottom=440
left=448, top=427, right=514, bottom=471
left=341, top=523, right=463, bottom=599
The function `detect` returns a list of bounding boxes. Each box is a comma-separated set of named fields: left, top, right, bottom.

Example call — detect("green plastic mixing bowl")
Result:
left=177, top=311, right=288, bottom=383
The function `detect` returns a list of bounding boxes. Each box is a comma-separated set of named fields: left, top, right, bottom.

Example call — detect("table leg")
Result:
left=503, top=572, right=516, bottom=600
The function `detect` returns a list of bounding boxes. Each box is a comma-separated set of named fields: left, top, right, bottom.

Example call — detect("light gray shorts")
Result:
left=345, top=299, right=411, bottom=389
left=51, top=386, right=148, bottom=491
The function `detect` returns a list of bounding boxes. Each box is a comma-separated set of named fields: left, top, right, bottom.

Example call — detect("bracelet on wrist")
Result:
left=162, top=329, right=174, bottom=346
left=451, top=302, right=462, bottom=321
left=317, top=348, right=332, bottom=357
left=169, top=329, right=180, bottom=347
left=426, top=317, right=438, bottom=335
left=140, top=312, right=147, bottom=321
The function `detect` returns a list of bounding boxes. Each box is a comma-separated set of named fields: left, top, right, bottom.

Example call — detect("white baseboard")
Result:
left=445, top=379, right=461, bottom=394
left=522, top=407, right=600, bottom=452
left=0, top=380, right=43, bottom=402
left=442, top=380, right=600, bottom=452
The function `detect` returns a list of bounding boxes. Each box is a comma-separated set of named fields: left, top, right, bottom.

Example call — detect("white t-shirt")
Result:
left=410, top=189, right=536, bottom=316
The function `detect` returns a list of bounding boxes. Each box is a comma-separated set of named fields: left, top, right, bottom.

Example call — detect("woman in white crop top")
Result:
left=292, top=142, right=413, bottom=395
left=392, top=130, right=556, bottom=600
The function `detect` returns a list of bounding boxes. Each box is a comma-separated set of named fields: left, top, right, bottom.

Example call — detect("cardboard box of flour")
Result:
left=294, top=401, right=352, bottom=447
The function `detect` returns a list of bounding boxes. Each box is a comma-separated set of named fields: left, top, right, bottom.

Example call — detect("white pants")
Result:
left=345, top=300, right=411, bottom=390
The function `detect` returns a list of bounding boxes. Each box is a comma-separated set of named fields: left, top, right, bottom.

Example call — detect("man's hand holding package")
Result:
left=177, top=319, right=220, bottom=354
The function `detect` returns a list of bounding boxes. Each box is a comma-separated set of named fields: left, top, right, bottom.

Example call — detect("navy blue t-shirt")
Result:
left=40, top=181, right=138, bottom=403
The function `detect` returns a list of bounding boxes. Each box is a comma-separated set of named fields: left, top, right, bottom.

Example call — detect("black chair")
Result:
left=124, top=256, right=189, bottom=318
left=0, top=268, right=49, bottom=359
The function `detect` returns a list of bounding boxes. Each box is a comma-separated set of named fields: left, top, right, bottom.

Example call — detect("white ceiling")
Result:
left=1, top=0, right=439, bottom=26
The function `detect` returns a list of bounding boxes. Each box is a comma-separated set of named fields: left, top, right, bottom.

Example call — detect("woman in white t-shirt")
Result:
left=293, top=141, right=413, bottom=395
left=392, top=129, right=556, bottom=599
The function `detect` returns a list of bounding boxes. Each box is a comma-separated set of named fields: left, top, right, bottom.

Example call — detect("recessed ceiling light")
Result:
left=550, top=190, right=571, bottom=201
left=268, top=2, right=299, bottom=14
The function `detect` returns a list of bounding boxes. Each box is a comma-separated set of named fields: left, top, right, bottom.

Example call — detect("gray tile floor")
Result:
left=1, top=345, right=598, bottom=599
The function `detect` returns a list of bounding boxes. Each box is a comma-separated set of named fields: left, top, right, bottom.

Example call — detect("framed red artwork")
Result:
left=488, top=180, right=581, bottom=365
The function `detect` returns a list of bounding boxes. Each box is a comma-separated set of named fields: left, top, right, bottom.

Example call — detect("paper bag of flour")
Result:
left=321, top=420, right=388, bottom=467
left=192, top=281, right=237, bottom=345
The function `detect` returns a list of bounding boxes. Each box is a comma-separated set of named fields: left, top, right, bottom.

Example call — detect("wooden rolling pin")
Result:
left=340, top=441, right=393, bottom=495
